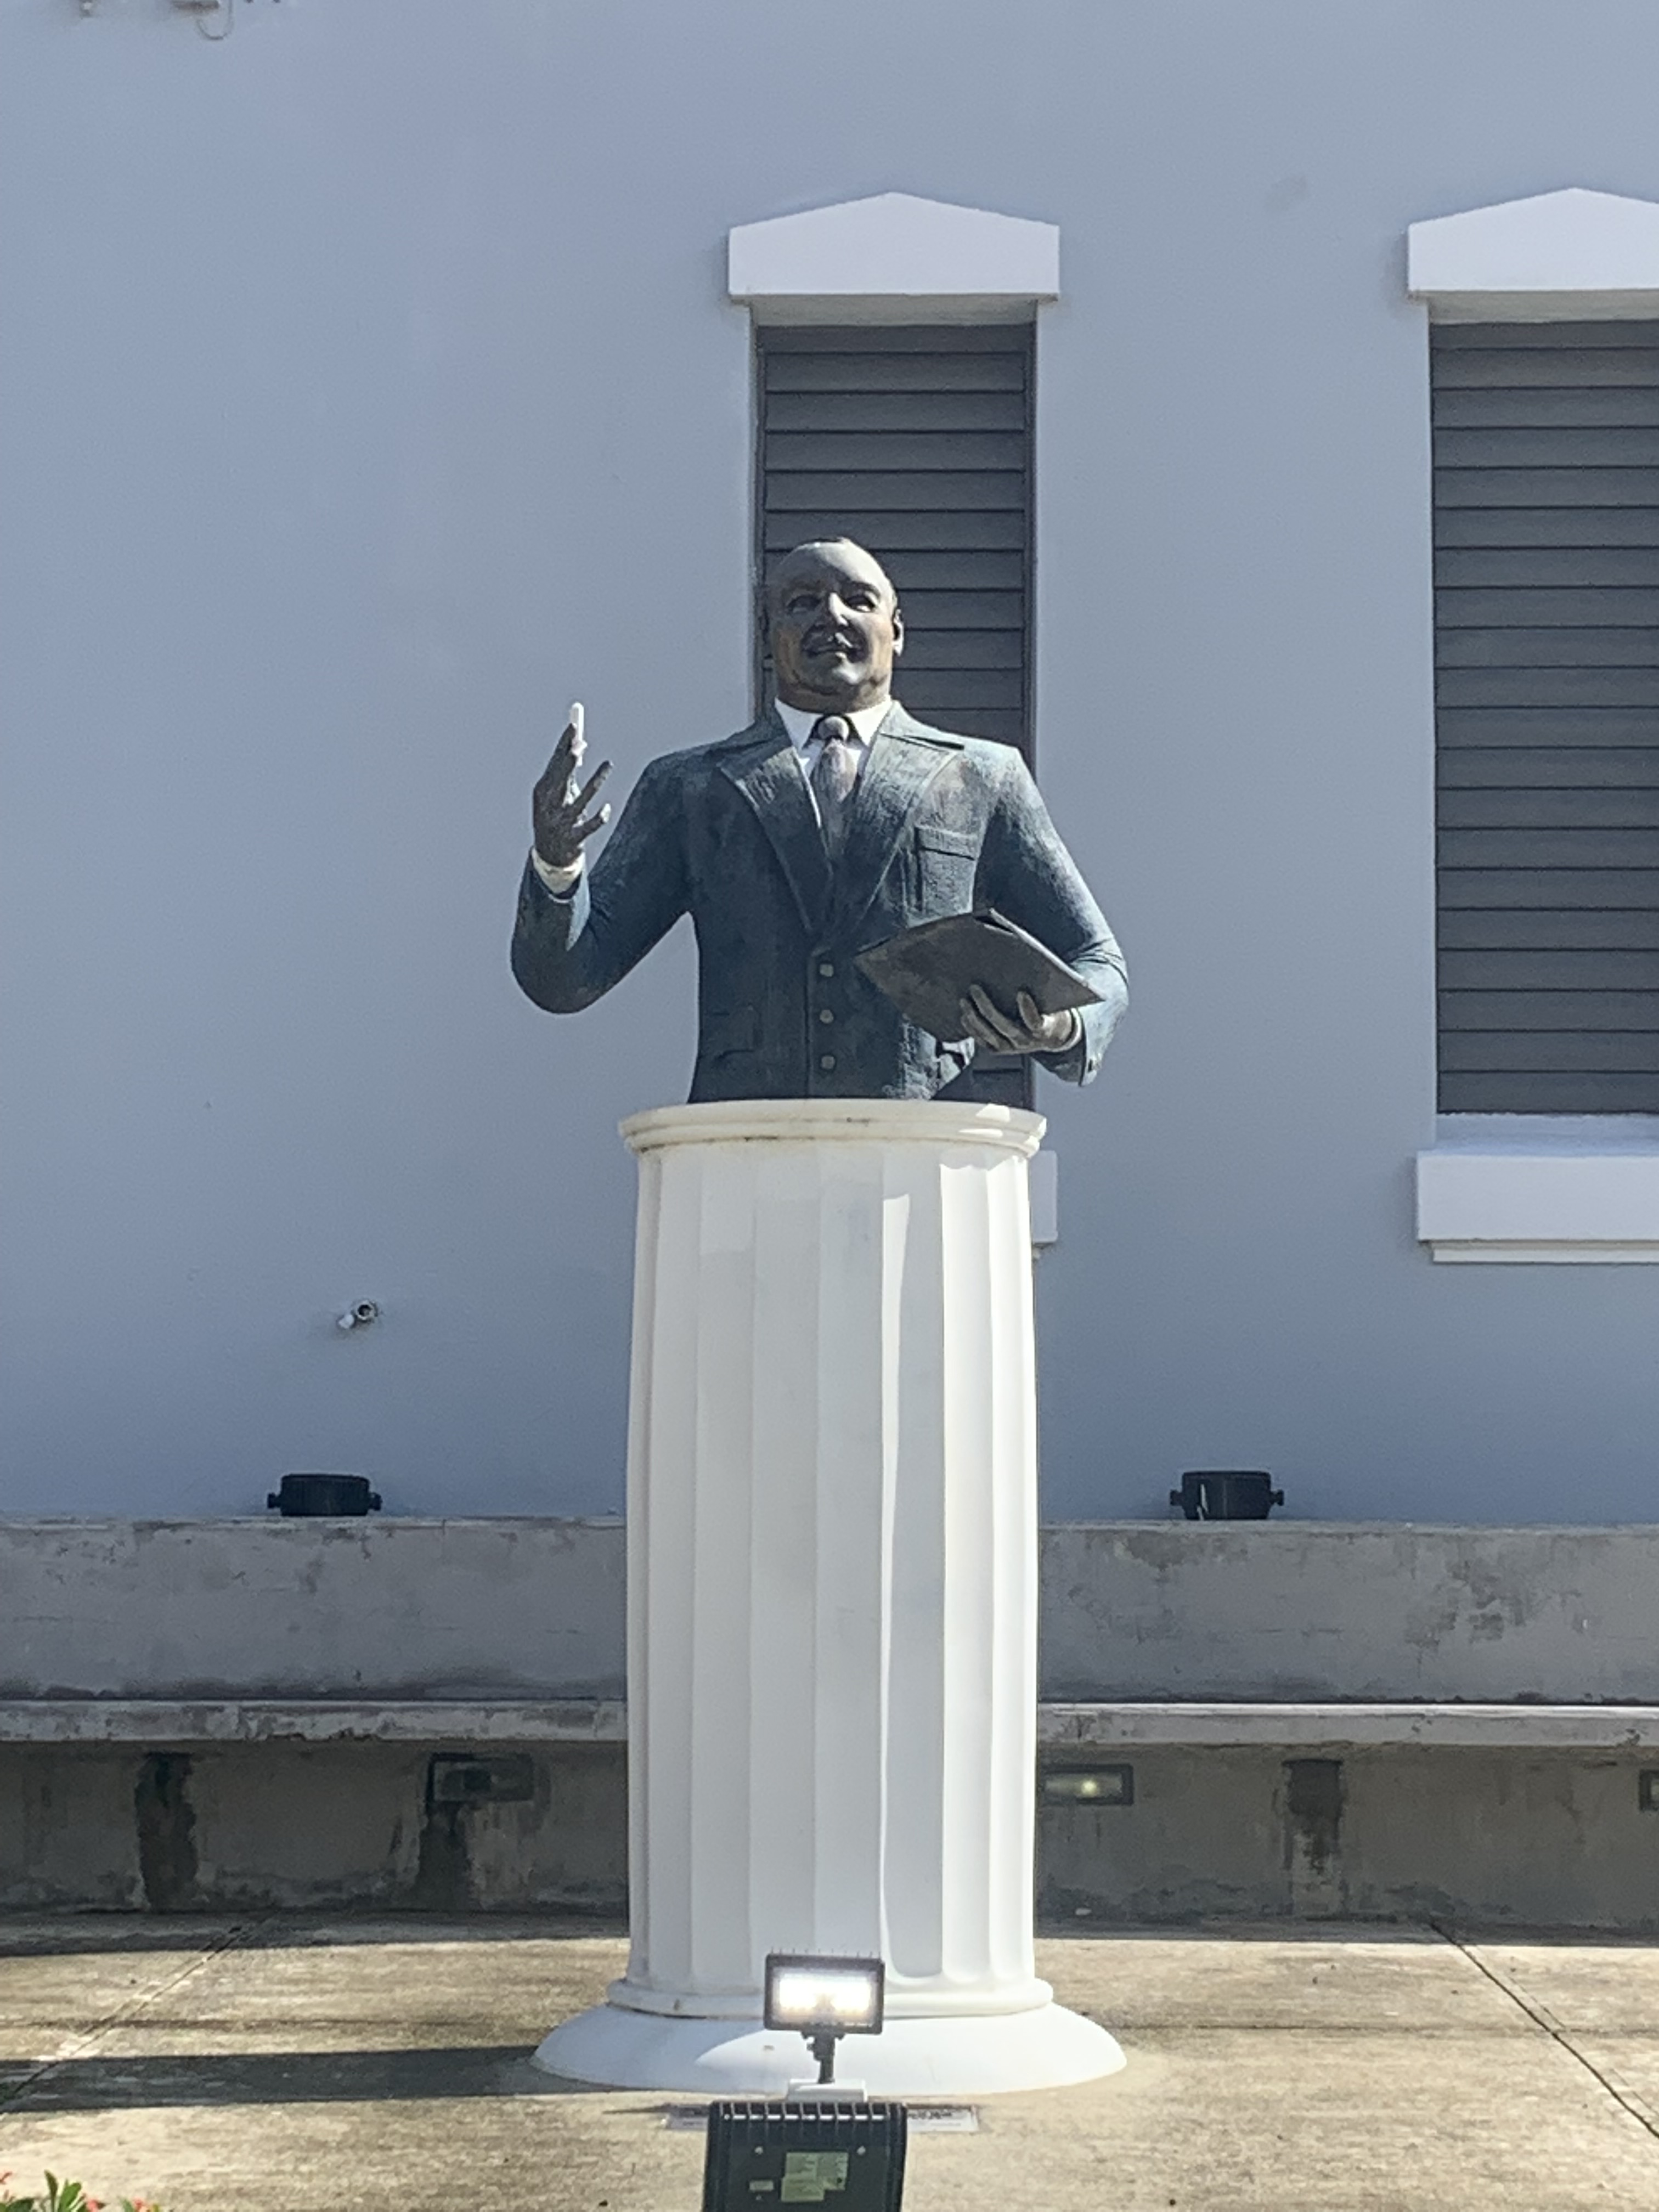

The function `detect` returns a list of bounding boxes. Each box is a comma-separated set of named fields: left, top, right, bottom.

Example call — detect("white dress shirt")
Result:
left=531, top=696, right=891, bottom=894
left=772, top=696, right=891, bottom=795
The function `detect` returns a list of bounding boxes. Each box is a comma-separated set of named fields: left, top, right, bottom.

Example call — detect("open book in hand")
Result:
left=855, top=908, right=1103, bottom=1046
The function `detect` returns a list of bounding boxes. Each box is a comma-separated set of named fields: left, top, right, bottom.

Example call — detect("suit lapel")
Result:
left=715, top=710, right=834, bottom=940
left=831, top=704, right=961, bottom=936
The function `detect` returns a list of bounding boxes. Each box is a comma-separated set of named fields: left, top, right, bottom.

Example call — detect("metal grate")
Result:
left=1435, top=319, right=1659, bottom=1111
left=664, top=2101, right=977, bottom=2134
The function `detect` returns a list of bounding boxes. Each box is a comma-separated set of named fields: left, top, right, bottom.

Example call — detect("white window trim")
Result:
left=1417, top=1121, right=1659, bottom=1263
left=1408, top=186, right=1659, bottom=321
left=1410, top=188, right=1659, bottom=1260
left=727, top=192, right=1059, bottom=324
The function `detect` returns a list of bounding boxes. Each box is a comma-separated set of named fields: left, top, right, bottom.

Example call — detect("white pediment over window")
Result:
left=727, top=193, right=1059, bottom=319
left=1408, top=188, right=1659, bottom=319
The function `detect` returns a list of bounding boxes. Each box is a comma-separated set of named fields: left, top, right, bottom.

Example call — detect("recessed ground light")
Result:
left=1043, top=1766, right=1134, bottom=1806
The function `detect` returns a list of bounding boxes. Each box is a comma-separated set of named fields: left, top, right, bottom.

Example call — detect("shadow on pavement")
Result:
left=0, top=1914, right=629, bottom=1959
left=0, top=2047, right=598, bottom=2109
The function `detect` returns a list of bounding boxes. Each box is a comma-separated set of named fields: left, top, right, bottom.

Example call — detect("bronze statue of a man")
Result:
left=511, top=538, right=1125, bottom=1102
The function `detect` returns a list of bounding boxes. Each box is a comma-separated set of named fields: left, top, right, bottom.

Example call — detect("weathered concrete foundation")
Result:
left=1037, top=1747, right=1659, bottom=1928
left=7, top=1741, right=1659, bottom=1928
left=7, top=1517, right=1659, bottom=1927
left=0, top=1743, right=627, bottom=1915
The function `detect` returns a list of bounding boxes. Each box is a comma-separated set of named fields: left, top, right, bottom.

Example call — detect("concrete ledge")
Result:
left=10, top=1519, right=1659, bottom=1708
left=1040, top=1702, right=1659, bottom=1751
left=0, top=1517, right=626, bottom=1702
left=1041, top=1523, right=1659, bottom=1702
left=0, top=1700, right=628, bottom=1745
left=9, top=1699, right=1659, bottom=1752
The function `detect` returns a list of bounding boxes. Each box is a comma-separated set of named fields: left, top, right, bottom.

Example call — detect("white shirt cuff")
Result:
left=531, top=848, right=584, bottom=895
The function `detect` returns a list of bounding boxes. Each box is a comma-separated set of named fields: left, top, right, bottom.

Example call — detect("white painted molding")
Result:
left=727, top=192, right=1059, bottom=317
left=1030, top=1147, right=1059, bottom=1249
left=1416, top=1143, right=1659, bottom=1262
left=1408, top=187, right=1659, bottom=320
left=622, top=1096, right=1045, bottom=1154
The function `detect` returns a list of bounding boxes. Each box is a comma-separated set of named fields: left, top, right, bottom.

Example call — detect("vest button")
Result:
left=818, top=961, right=835, bottom=978
left=819, top=1053, right=837, bottom=1071
left=819, top=1008, right=834, bottom=1024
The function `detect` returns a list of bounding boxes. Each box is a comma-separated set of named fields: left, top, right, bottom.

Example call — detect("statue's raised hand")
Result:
left=532, top=703, right=612, bottom=872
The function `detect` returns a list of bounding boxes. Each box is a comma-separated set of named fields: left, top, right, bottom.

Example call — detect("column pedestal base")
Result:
left=541, top=1100, right=1126, bottom=2100
left=533, top=1997, right=1125, bottom=2097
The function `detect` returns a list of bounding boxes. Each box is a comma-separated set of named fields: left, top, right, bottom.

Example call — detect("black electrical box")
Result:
left=702, top=2096, right=907, bottom=2210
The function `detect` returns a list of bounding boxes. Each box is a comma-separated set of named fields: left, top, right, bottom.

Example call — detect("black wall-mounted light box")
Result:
left=1170, top=1470, right=1283, bottom=1520
left=266, top=1471, right=381, bottom=1517
left=1639, top=1770, right=1659, bottom=1812
left=426, top=1753, right=534, bottom=1807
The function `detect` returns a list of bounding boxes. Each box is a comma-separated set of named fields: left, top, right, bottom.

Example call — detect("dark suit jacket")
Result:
left=511, top=702, right=1126, bottom=1103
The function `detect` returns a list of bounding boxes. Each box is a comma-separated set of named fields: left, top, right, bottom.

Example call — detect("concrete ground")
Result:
left=1, top=1917, right=1657, bottom=2210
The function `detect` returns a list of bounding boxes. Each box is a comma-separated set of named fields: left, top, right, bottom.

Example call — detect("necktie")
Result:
left=810, top=716, right=860, bottom=853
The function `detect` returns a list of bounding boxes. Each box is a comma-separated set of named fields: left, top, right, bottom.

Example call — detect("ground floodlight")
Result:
left=702, top=2095, right=907, bottom=2211
left=763, top=1953, right=885, bottom=2084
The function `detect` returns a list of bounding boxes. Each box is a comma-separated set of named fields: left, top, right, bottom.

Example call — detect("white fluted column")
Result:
left=535, top=1099, right=1122, bottom=2095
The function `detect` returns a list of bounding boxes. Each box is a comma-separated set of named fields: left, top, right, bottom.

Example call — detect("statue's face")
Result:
left=768, top=541, right=903, bottom=715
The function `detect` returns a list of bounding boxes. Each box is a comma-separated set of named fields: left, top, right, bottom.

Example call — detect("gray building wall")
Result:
left=4, top=2, right=1659, bottom=1521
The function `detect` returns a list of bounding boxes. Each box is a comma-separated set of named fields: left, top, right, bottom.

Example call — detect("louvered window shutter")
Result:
left=1435, top=320, right=1659, bottom=1112
left=755, top=324, right=1033, bottom=758
left=755, top=323, right=1036, bottom=1107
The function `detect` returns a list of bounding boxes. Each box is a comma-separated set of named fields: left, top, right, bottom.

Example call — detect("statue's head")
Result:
left=765, top=538, right=904, bottom=716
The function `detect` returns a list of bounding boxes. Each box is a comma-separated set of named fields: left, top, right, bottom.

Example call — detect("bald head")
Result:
left=769, top=538, right=897, bottom=610
left=766, top=538, right=904, bottom=716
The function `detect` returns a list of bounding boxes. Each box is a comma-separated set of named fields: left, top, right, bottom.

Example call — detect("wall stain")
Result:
left=134, top=1752, right=199, bottom=1911
left=1285, top=1758, right=1344, bottom=1878
left=410, top=1801, right=470, bottom=1909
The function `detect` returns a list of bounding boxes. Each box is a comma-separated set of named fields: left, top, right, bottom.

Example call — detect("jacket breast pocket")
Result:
left=913, top=823, right=980, bottom=910
left=702, top=1005, right=760, bottom=1058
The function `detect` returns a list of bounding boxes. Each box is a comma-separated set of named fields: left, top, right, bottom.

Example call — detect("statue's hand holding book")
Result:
left=855, top=909, right=1102, bottom=1052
